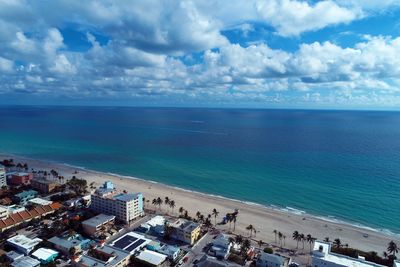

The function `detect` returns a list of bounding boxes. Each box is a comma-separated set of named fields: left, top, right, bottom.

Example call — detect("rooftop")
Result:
left=6, top=251, right=23, bottom=261
left=7, top=235, right=42, bottom=250
left=49, top=233, right=90, bottom=250
left=31, top=248, right=58, bottom=261
left=82, top=213, right=115, bottom=228
left=15, top=190, right=38, bottom=198
left=172, top=218, right=200, bottom=232
left=313, top=241, right=388, bottom=267
left=136, top=250, right=167, bottom=266
left=113, top=193, right=141, bottom=202
left=28, top=198, right=53, bottom=206
left=11, top=256, right=40, bottom=267
left=77, top=245, right=130, bottom=267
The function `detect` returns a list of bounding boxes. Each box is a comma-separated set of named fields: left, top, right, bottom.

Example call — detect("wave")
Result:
left=1, top=152, right=399, bottom=238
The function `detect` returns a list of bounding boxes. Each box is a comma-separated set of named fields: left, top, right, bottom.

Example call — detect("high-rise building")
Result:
left=90, top=181, right=144, bottom=223
left=0, top=166, right=6, bottom=188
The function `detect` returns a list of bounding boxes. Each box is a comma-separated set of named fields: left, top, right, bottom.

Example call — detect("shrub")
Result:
left=263, top=247, right=273, bottom=254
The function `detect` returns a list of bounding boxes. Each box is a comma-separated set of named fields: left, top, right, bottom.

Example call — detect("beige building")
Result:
left=31, top=179, right=59, bottom=193
left=82, top=214, right=115, bottom=237
left=170, top=218, right=201, bottom=245
left=0, top=167, right=6, bottom=188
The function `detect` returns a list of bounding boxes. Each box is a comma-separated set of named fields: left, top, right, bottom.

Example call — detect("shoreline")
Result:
left=1, top=152, right=399, bottom=253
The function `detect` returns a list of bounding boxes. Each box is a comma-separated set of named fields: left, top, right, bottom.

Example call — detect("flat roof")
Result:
left=7, top=235, right=42, bottom=250
left=82, top=214, right=115, bottom=228
left=28, top=198, right=53, bottom=206
left=78, top=245, right=129, bottom=267
left=31, top=248, right=58, bottom=261
left=113, top=193, right=141, bottom=202
left=110, top=232, right=151, bottom=254
left=15, top=190, right=37, bottom=198
left=11, top=256, right=40, bottom=267
left=136, top=250, right=167, bottom=265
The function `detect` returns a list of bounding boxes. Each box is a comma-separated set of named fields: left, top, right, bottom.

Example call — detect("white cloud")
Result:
left=0, top=57, right=14, bottom=72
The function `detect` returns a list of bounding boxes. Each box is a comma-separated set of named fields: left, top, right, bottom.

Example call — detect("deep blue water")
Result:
left=0, top=106, right=399, bottom=234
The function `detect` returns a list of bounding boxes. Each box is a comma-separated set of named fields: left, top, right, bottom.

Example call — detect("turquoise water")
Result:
left=0, top=106, right=399, bottom=234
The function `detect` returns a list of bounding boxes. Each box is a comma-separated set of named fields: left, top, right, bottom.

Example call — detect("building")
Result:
left=170, top=218, right=201, bottom=245
left=7, top=235, right=42, bottom=255
left=28, top=197, right=53, bottom=206
left=90, top=181, right=144, bottom=223
left=135, top=250, right=167, bottom=267
left=74, top=245, right=130, bottom=267
left=8, top=172, right=33, bottom=186
left=6, top=251, right=24, bottom=262
left=13, top=190, right=38, bottom=205
left=194, top=255, right=236, bottom=267
left=110, top=232, right=151, bottom=255
left=82, top=213, right=115, bottom=236
left=31, top=179, right=59, bottom=193
left=256, top=252, right=289, bottom=267
left=0, top=166, right=6, bottom=188
left=0, top=202, right=62, bottom=232
left=31, top=248, right=59, bottom=264
left=11, top=256, right=40, bottom=267
left=312, top=241, right=400, bottom=267
left=139, top=215, right=165, bottom=235
left=209, top=234, right=232, bottom=260
left=0, top=205, right=9, bottom=219
left=157, top=245, right=180, bottom=261
left=49, top=233, right=92, bottom=255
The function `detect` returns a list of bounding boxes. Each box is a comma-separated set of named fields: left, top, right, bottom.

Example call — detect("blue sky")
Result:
left=1, top=0, right=400, bottom=109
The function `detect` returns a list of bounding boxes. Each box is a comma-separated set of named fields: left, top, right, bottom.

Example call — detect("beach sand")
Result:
left=2, top=153, right=398, bottom=254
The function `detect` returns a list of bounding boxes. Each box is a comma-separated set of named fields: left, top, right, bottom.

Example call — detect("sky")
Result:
left=1, top=0, right=400, bottom=109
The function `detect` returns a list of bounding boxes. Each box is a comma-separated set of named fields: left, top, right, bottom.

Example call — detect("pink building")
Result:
left=9, top=172, right=33, bottom=186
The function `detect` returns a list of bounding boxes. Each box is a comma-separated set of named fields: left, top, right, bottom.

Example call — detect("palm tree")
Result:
left=196, top=211, right=201, bottom=221
left=156, top=197, right=163, bottom=210
left=152, top=198, right=157, bottom=210
left=278, top=232, right=283, bottom=248
left=246, top=225, right=254, bottom=237
left=283, top=235, right=286, bottom=247
left=292, top=231, right=300, bottom=249
left=169, top=200, right=175, bottom=214
left=273, top=230, right=278, bottom=244
left=324, top=237, right=330, bottom=243
left=179, top=207, right=184, bottom=216
left=300, top=233, right=305, bottom=249
left=226, top=213, right=232, bottom=230
left=333, top=238, right=342, bottom=248
left=212, top=208, right=219, bottom=226
left=306, top=234, right=315, bottom=252
left=387, top=241, right=398, bottom=257
left=164, top=197, right=170, bottom=206
left=383, top=251, right=388, bottom=259
left=257, top=240, right=264, bottom=250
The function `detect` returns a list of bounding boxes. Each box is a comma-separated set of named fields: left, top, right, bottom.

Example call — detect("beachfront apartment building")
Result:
left=90, top=181, right=144, bottom=223
left=170, top=218, right=201, bottom=245
left=8, top=172, right=33, bottom=186
left=0, top=166, right=6, bottom=188
left=312, top=241, right=400, bottom=267
left=31, top=178, right=59, bottom=193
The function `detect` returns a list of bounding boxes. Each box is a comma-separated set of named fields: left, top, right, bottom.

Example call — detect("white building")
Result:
left=28, top=198, right=53, bottom=206
left=312, top=241, right=400, bottom=267
left=7, top=235, right=42, bottom=255
left=136, top=250, right=167, bottom=266
left=0, top=205, right=9, bottom=219
left=0, top=166, right=6, bottom=188
left=209, top=234, right=232, bottom=260
left=90, top=181, right=144, bottom=223
left=256, top=252, right=288, bottom=267
left=11, top=256, right=40, bottom=267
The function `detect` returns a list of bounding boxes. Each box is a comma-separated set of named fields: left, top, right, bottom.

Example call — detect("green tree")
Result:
left=387, top=241, right=398, bottom=258
left=273, top=229, right=278, bottom=244
left=212, top=208, right=219, bottom=226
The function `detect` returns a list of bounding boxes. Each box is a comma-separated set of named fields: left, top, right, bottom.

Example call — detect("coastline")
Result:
left=1, top=152, right=399, bottom=253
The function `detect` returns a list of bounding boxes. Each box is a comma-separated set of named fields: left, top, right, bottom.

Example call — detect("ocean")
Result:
left=0, top=106, right=399, bottom=235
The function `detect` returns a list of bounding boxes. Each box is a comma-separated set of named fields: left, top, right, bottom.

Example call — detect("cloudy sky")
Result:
left=1, top=0, right=400, bottom=109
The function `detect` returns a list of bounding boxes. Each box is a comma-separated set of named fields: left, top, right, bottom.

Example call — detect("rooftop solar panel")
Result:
left=113, top=235, right=138, bottom=249
left=125, top=239, right=146, bottom=252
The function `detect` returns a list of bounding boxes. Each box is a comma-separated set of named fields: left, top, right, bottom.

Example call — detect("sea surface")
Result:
left=0, top=106, right=399, bottom=234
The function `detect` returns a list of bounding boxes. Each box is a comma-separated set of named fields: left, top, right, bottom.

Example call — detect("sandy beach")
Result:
left=1, top=153, right=398, bottom=254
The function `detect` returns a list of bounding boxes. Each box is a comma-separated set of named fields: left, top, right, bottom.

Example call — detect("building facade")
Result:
left=90, top=181, right=144, bottom=223
left=82, top=214, right=115, bottom=236
left=0, top=166, right=6, bottom=188
left=8, top=173, right=33, bottom=186
left=170, top=218, right=201, bottom=245
left=13, top=190, right=38, bottom=205
left=31, top=179, right=58, bottom=193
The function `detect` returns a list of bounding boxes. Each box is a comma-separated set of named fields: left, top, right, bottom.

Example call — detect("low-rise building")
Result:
left=256, top=252, right=289, bottom=267
left=157, top=245, right=180, bottom=261
left=49, top=233, right=92, bottom=255
left=6, top=251, right=24, bottom=262
left=139, top=215, right=165, bottom=235
left=170, top=218, right=201, bottom=245
left=135, top=250, right=167, bottom=267
left=82, top=213, right=115, bottom=237
left=13, top=190, right=38, bottom=205
left=7, top=235, right=42, bottom=255
left=312, top=240, right=399, bottom=267
left=31, top=179, right=59, bottom=193
left=90, top=181, right=144, bottom=223
left=11, top=256, right=40, bottom=267
left=74, top=245, right=130, bottom=267
left=110, top=232, right=151, bottom=255
left=209, top=234, right=231, bottom=260
left=31, top=248, right=59, bottom=264
left=8, top=172, right=33, bottom=186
